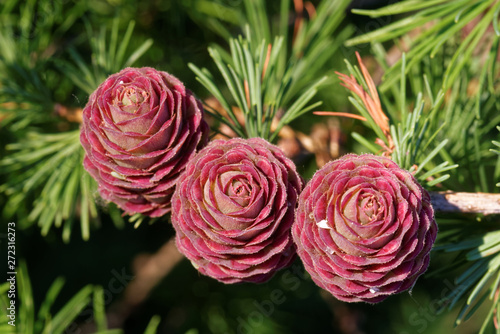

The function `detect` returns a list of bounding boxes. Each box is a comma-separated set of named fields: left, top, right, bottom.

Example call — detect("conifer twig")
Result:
left=430, top=192, right=500, bottom=216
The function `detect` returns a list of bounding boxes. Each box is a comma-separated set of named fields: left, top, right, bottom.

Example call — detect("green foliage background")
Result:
left=0, top=0, right=499, bottom=333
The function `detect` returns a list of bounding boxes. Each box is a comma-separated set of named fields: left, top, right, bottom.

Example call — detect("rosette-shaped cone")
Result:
left=292, top=154, right=437, bottom=303
left=80, top=67, right=209, bottom=217
left=171, top=138, right=303, bottom=283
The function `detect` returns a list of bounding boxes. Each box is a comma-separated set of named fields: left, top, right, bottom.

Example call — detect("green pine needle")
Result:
left=190, top=0, right=351, bottom=142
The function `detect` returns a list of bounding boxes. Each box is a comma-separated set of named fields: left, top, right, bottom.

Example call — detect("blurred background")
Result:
left=1, top=0, right=497, bottom=333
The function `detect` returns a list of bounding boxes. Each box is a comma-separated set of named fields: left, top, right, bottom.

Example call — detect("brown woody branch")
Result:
left=430, top=191, right=500, bottom=216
